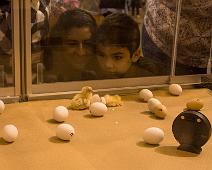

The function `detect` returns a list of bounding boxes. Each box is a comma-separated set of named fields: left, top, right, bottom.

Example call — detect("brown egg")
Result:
left=186, top=98, right=204, bottom=111
left=152, top=104, right=167, bottom=119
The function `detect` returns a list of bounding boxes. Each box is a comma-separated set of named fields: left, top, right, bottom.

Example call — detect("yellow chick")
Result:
left=67, top=86, right=93, bottom=110
left=104, top=94, right=123, bottom=107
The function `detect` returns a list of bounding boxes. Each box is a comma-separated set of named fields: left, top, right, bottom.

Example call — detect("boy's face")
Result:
left=61, top=27, right=94, bottom=70
left=96, top=45, right=133, bottom=77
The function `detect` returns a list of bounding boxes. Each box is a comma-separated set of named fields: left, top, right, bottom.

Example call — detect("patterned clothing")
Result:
left=31, top=0, right=50, bottom=83
left=31, top=0, right=50, bottom=52
left=51, top=0, right=80, bottom=17
left=80, top=0, right=100, bottom=12
left=144, top=0, right=212, bottom=68
left=0, top=1, right=13, bottom=86
left=64, top=0, right=80, bottom=9
left=0, top=4, right=11, bottom=55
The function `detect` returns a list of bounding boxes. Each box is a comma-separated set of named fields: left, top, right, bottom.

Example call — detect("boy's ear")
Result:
left=131, top=48, right=141, bottom=62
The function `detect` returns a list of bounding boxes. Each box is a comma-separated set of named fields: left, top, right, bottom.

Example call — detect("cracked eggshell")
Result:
left=169, top=84, right=182, bottom=96
left=152, top=104, right=167, bottom=119
left=101, top=97, right=106, bottom=105
left=142, top=127, right=164, bottom=145
left=53, top=106, right=69, bottom=122
left=186, top=98, right=204, bottom=111
left=139, top=89, right=153, bottom=102
left=148, top=98, right=161, bottom=112
left=56, top=124, right=75, bottom=141
left=2, top=124, right=18, bottom=142
left=0, top=100, right=5, bottom=113
left=90, top=102, right=107, bottom=117
left=90, top=94, right=101, bottom=104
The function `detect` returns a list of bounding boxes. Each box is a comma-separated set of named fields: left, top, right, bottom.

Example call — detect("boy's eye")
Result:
left=68, top=43, right=78, bottom=46
left=113, top=56, right=123, bottom=60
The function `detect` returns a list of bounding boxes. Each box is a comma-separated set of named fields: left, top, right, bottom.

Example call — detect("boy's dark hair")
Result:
left=96, top=13, right=140, bottom=56
left=44, top=9, right=97, bottom=70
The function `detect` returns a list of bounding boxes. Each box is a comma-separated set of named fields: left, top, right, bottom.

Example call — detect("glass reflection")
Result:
left=44, top=8, right=97, bottom=82
left=41, top=0, right=150, bottom=83
left=141, top=0, right=176, bottom=76
left=176, top=0, right=211, bottom=75
left=0, top=0, right=13, bottom=87
left=31, top=0, right=50, bottom=84
left=95, top=13, right=152, bottom=79
left=143, top=0, right=211, bottom=76
left=39, top=0, right=196, bottom=83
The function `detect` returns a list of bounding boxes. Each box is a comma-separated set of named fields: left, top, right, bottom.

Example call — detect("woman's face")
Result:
left=61, top=26, right=94, bottom=70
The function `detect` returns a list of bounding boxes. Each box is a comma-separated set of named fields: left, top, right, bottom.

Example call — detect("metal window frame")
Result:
left=23, top=0, right=203, bottom=101
left=0, top=0, right=21, bottom=103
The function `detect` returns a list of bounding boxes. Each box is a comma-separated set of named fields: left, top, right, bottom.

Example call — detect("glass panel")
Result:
left=36, top=62, right=44, bottom=84
left=141, top=1, right=177, bottom=76
left=175, top=0, right=211, bottom=75
left=0, top=1, right=14, bottom=87
left=30, top=0, right=174, bottom=84
left=0, top=65, right=5, bottom=87
left=200, top=34, right=212, bottom=89
left=31, top=0, right=50, bottom=84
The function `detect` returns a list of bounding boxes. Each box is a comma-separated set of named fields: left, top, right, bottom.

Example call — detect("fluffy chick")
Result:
left=104, top=94, right=123, bottom=107
left=67, top=86, right=93, bottom=110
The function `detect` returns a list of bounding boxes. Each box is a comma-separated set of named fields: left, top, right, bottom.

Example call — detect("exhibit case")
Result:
left=0, top=0, right=211, bottom=102
left=0, top=1, right=212, bottom=170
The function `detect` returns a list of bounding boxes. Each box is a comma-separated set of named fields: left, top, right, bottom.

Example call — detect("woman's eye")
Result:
left=63, top=40, right=79, bottom=46
left=98, top=54, right=105, bottom=58
left=84, top=40, right=92, bottom=46
left=67, top=42, right=78, bottom=46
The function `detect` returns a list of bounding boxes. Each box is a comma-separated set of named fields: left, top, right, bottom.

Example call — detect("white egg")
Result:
left=101, top=97, right=106, bottom=105
left=139, top=89, right=153, bottom=102
left=142, top=127, right=164, bottom=145
left=169, top=84, right=182, bottom=96
left=148, top=98, right=161, bottom=112
left=2, top=124, right=18, bottom=142
left=53, top=106, right=69, bottom=122
left=90, top=102, right=108, bottom=117
left=152, top=104, right=167, bottom=119
left=56, top=123, right=75, bottom=141
left=90, top=94, right=101, bottom=104
left=0, top=100, right=5, bottom=113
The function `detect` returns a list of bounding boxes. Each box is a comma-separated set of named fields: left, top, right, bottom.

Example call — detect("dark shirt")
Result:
left=99, top=0, right=126, bottom=9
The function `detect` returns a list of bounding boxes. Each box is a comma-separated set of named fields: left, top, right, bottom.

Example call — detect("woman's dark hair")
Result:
left=44, top=9, right=97, bottom=70
left=49, top=9, right=97, bottom=46
left=96, top=13, right=140, bottom=56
